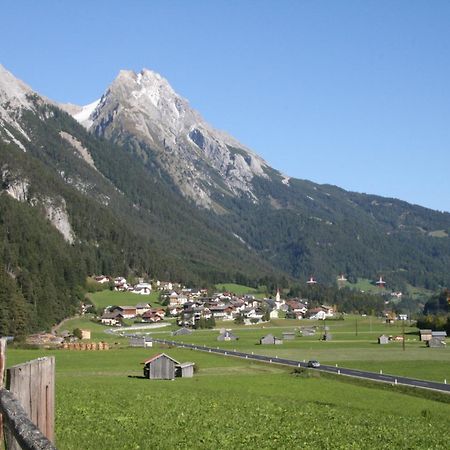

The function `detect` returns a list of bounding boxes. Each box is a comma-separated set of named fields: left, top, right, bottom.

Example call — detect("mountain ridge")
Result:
left=1, top=63, right=450, bottom=299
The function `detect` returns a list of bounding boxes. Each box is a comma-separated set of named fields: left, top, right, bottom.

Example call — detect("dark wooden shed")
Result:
left=143, top=353, right=180, bottom=380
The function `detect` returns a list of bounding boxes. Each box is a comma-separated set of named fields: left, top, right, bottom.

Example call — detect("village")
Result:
left=94, top=274, right=336, bottom=327
left=90, top=275, right=446, bottom=349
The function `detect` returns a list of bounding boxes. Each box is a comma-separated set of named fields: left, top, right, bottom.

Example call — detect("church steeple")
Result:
left=275, top=288, right=281, bottom=303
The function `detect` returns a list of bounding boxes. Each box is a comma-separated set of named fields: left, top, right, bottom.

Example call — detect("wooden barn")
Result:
left=260, top=334, right=283, bottom=345
left=143, top=353, right=179, bottom=380
left=129, top=336, right=153, bottom=348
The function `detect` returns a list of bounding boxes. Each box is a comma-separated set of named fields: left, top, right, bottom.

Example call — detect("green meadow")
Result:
left=6, top=345, right=449, bottom=450
left=87, top=289, right=163, bottom=310
left=54, top=314, right=450, bottom=382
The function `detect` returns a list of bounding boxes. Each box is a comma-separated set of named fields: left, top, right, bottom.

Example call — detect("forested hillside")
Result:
left=0, top=100, right=279, bottom=335
left=1, top=65, right=450, bottom=336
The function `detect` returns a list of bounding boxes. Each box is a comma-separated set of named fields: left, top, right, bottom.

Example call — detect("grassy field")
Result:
left=153, top=316, right=450, bottom=383
left=5, top=345, right=449, bottom=449
left=87, top=289, right=162, bottom=310
left=214, top=283, right=268, bottom=298
left=342, top=278, right=433, bottom=300
left=52, top=313, right=450, bottom=383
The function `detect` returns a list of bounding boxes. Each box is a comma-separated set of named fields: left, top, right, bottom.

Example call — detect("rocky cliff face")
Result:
left=69, top=69, right=271, bottom=210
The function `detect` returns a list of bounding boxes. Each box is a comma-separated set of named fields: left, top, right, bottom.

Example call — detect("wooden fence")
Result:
left=0, top=338, right=56, bottom=450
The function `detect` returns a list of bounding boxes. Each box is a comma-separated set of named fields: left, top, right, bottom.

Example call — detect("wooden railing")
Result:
left=0, top=338, right=56, bottom=450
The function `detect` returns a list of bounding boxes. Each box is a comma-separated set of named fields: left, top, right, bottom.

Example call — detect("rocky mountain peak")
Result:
left=0, top=64, right=33, bottom=109
left=0, top=64, right=37, bottom=149
left=69, top=68, right=271, bottom=210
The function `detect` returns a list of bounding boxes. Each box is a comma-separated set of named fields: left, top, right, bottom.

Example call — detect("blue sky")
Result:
left=2, top=0, right=450, bottom=212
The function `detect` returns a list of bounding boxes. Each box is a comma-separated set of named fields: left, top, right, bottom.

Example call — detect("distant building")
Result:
left=143, top=353, right=180, bottom=380
left=217, top=330, right=238, bottom=341
left=378, top=335, right=389, bottom=345
left=431, top=331, right=447, bottom=341
left=260, top=334, right=283, bottom=345
left=427, top=337, right=446, bottom=348
left=175, top=362, right=195, bottom=378
left=129, top=336, right=153, bottom=348
left=419, top=329, right=433, bottom=342
left=142, top=353, right=195, bottom=379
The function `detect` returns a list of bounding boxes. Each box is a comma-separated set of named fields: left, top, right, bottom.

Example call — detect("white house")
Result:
left=132, top=283, right=152, bottom=295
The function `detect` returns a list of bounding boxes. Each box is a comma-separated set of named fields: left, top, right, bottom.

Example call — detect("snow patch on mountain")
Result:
left=73, top=99, right=100, bottom=128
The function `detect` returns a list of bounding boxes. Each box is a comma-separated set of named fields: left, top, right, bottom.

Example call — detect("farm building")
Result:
left=260, top=334, right=283, bottom=345
left=427, top=337, right=446, bottom=348
left=142, top=353, right=195, bottom=379
left=419, top=329, right=433, bottom=342
left=431, top=331, right=447, bottom=341
left=378, top=335, right=389, bottom=345
left=129, top=336, right=153, bottom=348
left=143, top=353, right=179, bottom=380
left=175, top=362, right=195, bottom=378
left=172, top=327, right=192, bottom=336
left=217, top=330, right=238, bottom=341
left=282, top=332, right=296, bottom=340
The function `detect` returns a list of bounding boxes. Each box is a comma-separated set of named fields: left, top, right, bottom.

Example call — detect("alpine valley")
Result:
left=1, top=64, right=450, bottom=334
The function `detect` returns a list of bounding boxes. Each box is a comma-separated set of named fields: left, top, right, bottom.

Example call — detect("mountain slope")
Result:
left=69, top=67, right=450, bottom=290
left=0, top=65, right=282, bottom=333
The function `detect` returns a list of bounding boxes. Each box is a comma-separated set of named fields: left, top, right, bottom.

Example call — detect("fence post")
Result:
left=0, top=338, right=6, bottom=444
left=5, top=356, right=55, bottom=449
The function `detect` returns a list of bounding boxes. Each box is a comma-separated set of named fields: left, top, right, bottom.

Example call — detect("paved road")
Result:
left=152, top=338, right=450, bottom=394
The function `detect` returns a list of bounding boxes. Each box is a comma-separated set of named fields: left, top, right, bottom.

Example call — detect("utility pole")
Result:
left=402, top=317, right=405, bottom=351
left=355, top=318, right=358, bottom=336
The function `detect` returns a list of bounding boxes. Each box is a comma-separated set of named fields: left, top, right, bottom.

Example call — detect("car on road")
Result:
left=307, top=360, right=320, bottom=368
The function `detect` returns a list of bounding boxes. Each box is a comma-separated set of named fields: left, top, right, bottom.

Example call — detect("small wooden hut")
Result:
left=143, top=353, right=180, bottom=380
left=175, top=362, right=195, bottom=378
left=260, top=334, right=283, bottom=345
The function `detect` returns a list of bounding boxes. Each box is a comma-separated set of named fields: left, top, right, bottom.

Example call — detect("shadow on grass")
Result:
left=128, top=375, right=147, bottom=380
